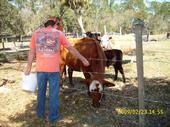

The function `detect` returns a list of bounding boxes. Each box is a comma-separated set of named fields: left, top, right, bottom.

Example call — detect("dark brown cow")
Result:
left=60, top=37, right=114, bottom=107
left=104, top=49, right=125, bottom=83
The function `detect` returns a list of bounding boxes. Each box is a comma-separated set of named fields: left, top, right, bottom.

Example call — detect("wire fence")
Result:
left=60, top=85, right=170, bottom=106
left=0, top=33, right=169, bottom=126
left=0, top=55, right=169, bottom=126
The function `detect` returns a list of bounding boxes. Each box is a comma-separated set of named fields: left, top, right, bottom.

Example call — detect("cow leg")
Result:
left=68, top=67, right=74, bottom=87
left=63, top=65, right=67, bottom=77
left=118, top=66, right=126, bottom=83
left=113, top=65, right=118, bottom=81
left=60, top=65, right=66, bottom=88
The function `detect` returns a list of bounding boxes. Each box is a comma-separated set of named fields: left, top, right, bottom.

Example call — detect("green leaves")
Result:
left=146, top=1, right=170, bottom=34
left=0, top=0, right=169, bottom=35
left=0, top=0, right=24, bottom=34
left=59, top=0, right=89, bottom=10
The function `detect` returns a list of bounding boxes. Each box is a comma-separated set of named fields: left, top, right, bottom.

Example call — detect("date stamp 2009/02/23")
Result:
left=116, top=108, right=164, bottom=115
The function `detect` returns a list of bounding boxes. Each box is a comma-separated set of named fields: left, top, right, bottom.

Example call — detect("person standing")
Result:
left=24, top=18, right=89, bottom=124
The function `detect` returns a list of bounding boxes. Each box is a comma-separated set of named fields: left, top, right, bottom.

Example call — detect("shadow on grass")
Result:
left=144, top=77, right=170, bottom=127
left=122, top=60, right=132, bottom=64
left=7, top=76, right=169, bottom=127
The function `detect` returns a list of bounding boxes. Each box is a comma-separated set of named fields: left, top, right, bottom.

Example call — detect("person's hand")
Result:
left=82, top=58, right=90, bottom=67
left=24, top=66, right=31, bottom=75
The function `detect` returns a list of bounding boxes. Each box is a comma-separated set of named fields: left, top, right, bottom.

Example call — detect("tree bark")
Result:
left=77, top=15, right=86, bottom=35
left=119, top=26, right=122, bottom=35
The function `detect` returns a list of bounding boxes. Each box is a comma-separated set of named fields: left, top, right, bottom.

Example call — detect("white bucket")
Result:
left=21, top=73, right=37, bottom=92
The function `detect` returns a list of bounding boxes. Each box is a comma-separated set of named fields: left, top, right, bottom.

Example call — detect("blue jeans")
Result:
left=37, top=72, right=60, bottom=122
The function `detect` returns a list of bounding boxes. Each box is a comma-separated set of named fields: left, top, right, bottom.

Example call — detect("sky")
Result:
left=9, top=0, right=168, bottom=8
left=114, top=0, right=167, bottom=4
left=113, top=0, right=167, bottom=7
left=144, top=0, right=168, bottom=7
left=145, top=0, right=167, bottom=2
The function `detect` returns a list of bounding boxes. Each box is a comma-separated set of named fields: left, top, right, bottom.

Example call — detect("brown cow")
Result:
left=82, top=32, right=126, bottom=82
left=60, top=37, right=114, bottom=107
left=67, top=49, right=125, bottom=88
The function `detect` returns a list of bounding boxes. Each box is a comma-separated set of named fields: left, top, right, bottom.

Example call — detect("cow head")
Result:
left=82, top=77, right=114, bottom=108
left=85, top=31, right=101, bottom=42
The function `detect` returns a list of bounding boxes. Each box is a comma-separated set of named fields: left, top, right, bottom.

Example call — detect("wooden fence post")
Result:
left=133, top=18, right=145, bottom=127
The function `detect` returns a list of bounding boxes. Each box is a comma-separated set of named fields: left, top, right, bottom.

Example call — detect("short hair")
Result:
left=44, top=20, right=55, bottom=27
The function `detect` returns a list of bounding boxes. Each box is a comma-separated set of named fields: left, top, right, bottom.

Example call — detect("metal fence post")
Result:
left=133, top=18, right=145, bottom=127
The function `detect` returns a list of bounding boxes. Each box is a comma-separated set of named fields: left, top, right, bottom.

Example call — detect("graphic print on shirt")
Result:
left=36, top=32, right=59, bottom=54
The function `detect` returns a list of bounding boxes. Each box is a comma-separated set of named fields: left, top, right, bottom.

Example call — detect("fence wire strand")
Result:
left=0, top=36, right=170, bottom=107
left=61, top=86, right=170, bottom=106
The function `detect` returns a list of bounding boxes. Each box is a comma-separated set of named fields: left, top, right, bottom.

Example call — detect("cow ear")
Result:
left=103, top=80, right=115, bottom=87
left=80, top=79, right=91, bottom=86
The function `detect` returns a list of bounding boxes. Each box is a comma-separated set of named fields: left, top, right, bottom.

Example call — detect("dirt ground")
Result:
left=0, top=39, right=170, bottom=127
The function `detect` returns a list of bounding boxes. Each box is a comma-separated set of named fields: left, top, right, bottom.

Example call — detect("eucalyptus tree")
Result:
left=59, top=0, right=89, bottom=34
left=159, top=2, right=170, bottom=33
left=11, top=0, right=61, bottom=34
left=82, top=3, right=98, bottom=32
left=146, top=1, right=170, bottom=34
left=121, top=0, right=147, bottom=20
left=89, top=0, right=132, bottom=34
left=0, top=0, right=24, bottom=35
left=108, top=0, right=147, bottom=34
left=86, top=0, right=116, bottom=34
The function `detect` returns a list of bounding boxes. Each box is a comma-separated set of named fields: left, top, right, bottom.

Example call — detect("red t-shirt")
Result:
left=29, top=27, right=71, bottom=72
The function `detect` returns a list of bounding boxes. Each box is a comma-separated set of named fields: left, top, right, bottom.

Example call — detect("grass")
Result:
left=0, top=39, right=170, bottom=127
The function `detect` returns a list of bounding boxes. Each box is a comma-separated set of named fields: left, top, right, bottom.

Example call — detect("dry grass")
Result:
left=0, top=39, right=170, bottom=127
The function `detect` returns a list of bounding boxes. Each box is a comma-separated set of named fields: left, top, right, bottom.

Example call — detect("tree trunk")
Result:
left=104, top=25, right=107, bottom=34
left=119, top=26, right=122, bottom=35
left=77, top=15, right=86, bottom=35
left=0, top=21, right=2, bottom=34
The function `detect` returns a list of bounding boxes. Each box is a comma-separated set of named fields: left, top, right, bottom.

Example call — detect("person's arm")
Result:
left=67, top=46, right=89, bottom=67
left=24, top=49, right=36, bottom=75
left=24, top=32, right=36, bottom=75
